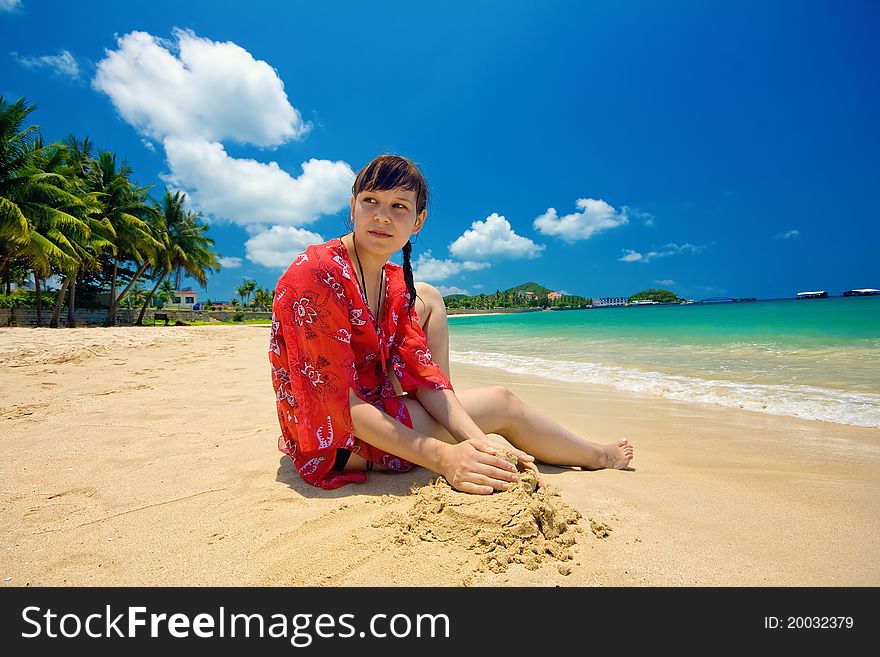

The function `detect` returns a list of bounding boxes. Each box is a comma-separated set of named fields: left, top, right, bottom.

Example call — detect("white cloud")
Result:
left=93, top=29, right=308, bottom=146
left=218, top=256, right=243, bottom=268
left=412, top=250, right=489, bottom=283
left=161, top=138, right=353, bottom=227
left=448, top=212, right=544, bottom=260
left=436, top=285, right=470, bottom=297
left=619, top=243, right=706, bottom=263
left=93, top=29, right=353, bottom=234
left=0, top=0, right=22, bottom=13
left=623, top=205, right=655, bottom=226
left=774, top=229, right=800, bottom=239
left=11, top=49, right=80, bottom=78
left=141, top=139, right=156, bottom=152
left=655, top=279, right=677, bottom=286
left=533, top=198, right=629, bottom=243
left=472, top=283, right=485, bottom=289
left=245, top=226, right=324, bottom=268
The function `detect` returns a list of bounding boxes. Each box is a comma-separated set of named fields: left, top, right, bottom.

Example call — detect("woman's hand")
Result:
left=438, top=439, right=534, bottom=495
left=522, top=459, right=545, bottom=490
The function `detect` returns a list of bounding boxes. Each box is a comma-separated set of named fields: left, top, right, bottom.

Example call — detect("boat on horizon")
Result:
left=796, top=290, right=829, bottom=299
left=842, top=288, right=879, bottom=297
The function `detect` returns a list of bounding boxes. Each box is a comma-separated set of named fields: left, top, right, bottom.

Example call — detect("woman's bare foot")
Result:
left=606, top=439, right=633, bottom=469
left=582, top=439, right=633, bottom=470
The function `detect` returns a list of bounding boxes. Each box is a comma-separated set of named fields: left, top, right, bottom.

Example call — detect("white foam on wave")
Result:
left=451, top=350, right=880, bottom=428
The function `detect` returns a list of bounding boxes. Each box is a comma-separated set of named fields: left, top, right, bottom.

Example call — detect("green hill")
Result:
left=443, top=281, right=591, bottom=310
left=504, top=281, right=553, bottom=296
left=629, top=288, right=686, bottom=303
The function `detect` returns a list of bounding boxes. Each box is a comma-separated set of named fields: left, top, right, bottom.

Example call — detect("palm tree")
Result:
left=158, top=278, right=174, bottom=303
left=64, top=139, right=114, bottom=328
left=252, top=286, right=273, bottom=311
left=135, top=190, right=219, bottom=325
left=8, top=140, right=97, bottom=328
left=0, top=96, right=38, bottom=253
left=125, top=282, right=145, bottom=310
left=93, top=152, right=163, bottom=326
left=0, top=98, right=92, bottom=325
left=32, top=137, right=110, bottom=328
left=135, top=190, right=182, bottom=324
left=235, top=282, right=248, bottom=308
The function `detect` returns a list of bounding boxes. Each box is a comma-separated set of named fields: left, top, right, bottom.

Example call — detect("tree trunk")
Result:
left=104, top=256, right=119, bottom=326
left=137, top=271, right=167, bottom=326
left=104, top=260, right=149, bottom=327
left=49, top=276, right=71, bottom=328
left=34, top=272, right=42, bottom=327
left=0, top=251, right=12, bottom=278
left=66, top=270, right=77, bottom=328
left=0, top=252, right=13, bottom=292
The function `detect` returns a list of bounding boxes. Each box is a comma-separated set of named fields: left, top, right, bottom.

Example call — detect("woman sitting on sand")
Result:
left=269, top=154, right=633, bottom=492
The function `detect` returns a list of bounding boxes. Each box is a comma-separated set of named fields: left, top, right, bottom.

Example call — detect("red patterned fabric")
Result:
left=269, top=237, right=454, bottom=490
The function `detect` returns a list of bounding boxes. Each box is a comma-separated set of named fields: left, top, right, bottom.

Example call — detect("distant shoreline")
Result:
left=446, top=295, right=879, bottom=317
left=447, top=308, right=543, bottom=317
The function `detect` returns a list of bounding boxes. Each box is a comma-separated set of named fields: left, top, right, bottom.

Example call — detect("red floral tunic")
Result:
left=269, top=237, right=454, bottom=490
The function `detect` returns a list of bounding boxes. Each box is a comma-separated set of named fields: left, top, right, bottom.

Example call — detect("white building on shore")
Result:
left=167, top=289, right=199, bottom=310
left=593, top=296, right=629, bottom=307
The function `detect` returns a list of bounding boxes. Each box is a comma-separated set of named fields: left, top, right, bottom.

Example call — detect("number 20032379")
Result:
left=764, top=617, right=854, bottom=629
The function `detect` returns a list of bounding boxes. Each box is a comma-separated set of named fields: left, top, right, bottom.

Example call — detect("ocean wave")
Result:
left=450, top=350, right=880, bottom=428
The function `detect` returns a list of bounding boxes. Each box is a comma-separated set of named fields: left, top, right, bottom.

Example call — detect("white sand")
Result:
left=1, top=325, right=878, bottom=586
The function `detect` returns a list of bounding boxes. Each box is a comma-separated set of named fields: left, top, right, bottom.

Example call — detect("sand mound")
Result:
left=378, top=449, right=583, bottom=573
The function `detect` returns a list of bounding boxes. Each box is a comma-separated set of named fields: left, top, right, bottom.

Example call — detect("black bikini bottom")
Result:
left=333, top=449, right=373, bottom=471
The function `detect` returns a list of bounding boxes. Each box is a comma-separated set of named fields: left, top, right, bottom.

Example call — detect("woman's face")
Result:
left=349, top=187, right=426, bottom=256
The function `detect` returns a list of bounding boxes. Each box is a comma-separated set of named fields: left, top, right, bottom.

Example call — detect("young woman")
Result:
left=269, top=154, right=633, bottom=493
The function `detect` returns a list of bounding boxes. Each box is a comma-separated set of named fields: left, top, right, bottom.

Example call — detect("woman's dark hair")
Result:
left=350, top=154, right=429, bottom=318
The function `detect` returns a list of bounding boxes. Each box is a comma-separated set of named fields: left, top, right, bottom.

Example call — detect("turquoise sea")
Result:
left=447, top=296, right=880, bottom=428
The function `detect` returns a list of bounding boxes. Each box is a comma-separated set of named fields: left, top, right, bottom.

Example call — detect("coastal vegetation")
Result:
left=0, top=95, right=220, bottom=327
left=444, top=282, right=591, bottom=310
left=444, top=283, right=687, bottom=310
left=233, top=278, right=273, bottom=312
left=629, top=288, right=687, bottom=304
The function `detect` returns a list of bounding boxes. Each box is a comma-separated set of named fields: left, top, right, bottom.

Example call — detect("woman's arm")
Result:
left=414, top=387, right=544, bottom=488
left=349, top=389, right=524, bottom=495
left=413, top=387, right=487, bottom=442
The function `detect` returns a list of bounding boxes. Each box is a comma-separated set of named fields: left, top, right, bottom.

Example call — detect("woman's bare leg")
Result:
left=402, top=386, right=633, bottom=470
left=411, top=282, right=631, bottom=468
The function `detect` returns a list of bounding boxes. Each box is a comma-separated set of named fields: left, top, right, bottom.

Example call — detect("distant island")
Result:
left=443, top=283, right=691, bottom=312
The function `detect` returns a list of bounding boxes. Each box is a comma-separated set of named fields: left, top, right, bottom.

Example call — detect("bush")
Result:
left=0, top=290, right=39, bottom=308
left=232, top=311, right=244, bottom=322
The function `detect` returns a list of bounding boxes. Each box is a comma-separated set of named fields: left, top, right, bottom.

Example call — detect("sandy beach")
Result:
left=1, top=325, right=878, bottom=586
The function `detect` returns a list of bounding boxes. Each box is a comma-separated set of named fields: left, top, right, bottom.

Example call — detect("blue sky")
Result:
left=2, top=0, right=878, bottom=302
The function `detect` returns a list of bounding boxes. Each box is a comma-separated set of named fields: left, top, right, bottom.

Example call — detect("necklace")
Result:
left=351, top=233, right=384, bottom=322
